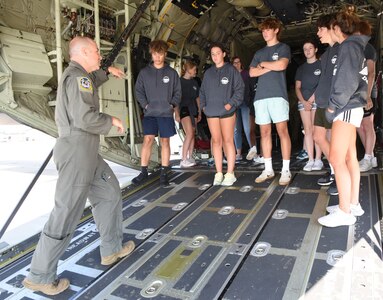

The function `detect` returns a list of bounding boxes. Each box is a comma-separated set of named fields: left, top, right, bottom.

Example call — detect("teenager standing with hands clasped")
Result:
left=175, top=60, right=201, bottom=167
left=199, top=43, right=244, bottom=186
left=295, top=40, right=323, bottom=172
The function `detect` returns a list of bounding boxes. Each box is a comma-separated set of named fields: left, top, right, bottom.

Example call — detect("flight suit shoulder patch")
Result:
left=77, top=77, right=93, bottom=93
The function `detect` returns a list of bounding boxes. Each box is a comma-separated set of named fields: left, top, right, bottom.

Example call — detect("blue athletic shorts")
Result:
left=143, top=116, right=176, bottom=138
left=254, top=97, right=289, bottom=125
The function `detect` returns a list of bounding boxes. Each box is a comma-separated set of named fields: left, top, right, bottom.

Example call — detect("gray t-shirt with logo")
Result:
left=250, top=42, right=291, bottom=101
left=295, top=60, right=321, bottom=101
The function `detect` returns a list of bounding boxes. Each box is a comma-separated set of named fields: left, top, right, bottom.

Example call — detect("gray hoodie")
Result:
left=135, top=63, right=181, bottom=117
left=327, top=35, right=369, bottom=120
left=199, top=63, right=244, bottom=117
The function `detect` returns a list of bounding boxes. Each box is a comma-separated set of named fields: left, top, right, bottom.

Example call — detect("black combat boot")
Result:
left=160, top=166, right=170, bottom=187
left=132, top=166, right=148, bottom=185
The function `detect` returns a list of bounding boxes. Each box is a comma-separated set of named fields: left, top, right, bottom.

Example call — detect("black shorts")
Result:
left=363, top=98, right=377, bottom=118
left=180, top=107, right=197, bottom=119
left=314, top=107, right=332, bottom=129
left=206, top=110, right=236, bottom=119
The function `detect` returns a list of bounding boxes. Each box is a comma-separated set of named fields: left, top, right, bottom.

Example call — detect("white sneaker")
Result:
left=180, top=159, right=195, bottom=168
left=326, top=203, right=364, bottom=217
left=372, top=157, right=378, bottom=168
left=279, top=170, right=291, bottom=185
left=246, top=146, right=258, bottom=160
left=187, top=158, right=196, bottom=166
left=221, top=173, right=237, bottom=186
left=213, top=172, right=223, bottom=185
left=359, top=158, right=373, bottom=172
left=303, top=160, right=314, bottom=172
left=253, top=156, right=265, bottom=165
left=255, top=170, right=275, bottom=183
left=318, top=207, right=356, bottom=227
left=312, top=159, right=324, bottom=171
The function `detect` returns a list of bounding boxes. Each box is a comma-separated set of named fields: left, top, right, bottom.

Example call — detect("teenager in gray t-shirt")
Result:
left=295, top=41, right=323, bottom=172
left=249, top=17, right=291, bottom=186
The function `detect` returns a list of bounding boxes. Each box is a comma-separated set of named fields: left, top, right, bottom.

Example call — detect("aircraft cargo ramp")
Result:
left=0, top=163, right=382, bottom=299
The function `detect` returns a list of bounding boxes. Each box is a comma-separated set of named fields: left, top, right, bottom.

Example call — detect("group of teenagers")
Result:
left=21, top=8, right=377, bottom=296
left=133, top=10, right=377, bottom=228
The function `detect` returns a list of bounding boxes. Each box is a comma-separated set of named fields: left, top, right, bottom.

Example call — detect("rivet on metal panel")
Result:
left=326, top=250, right=346, bottom=266
left=250, top=242, right=271, bottom=257
left=229, top=243, right=247, bottom=255
left=218, top=206, right=235, bottom=215
left=239, top=185, right=253, bottom=192
left=172, top=202, right=188, bottom=211
left=199, top=183, right=211, bottom=190
left=140, top=280, right=165, bottom=298
left=188, top=235, right=207, bottom=248
left=135, top=228, right=155, bottom=240
left=272, top=209, right=288, bottom=219
left=132, top=199, right=148, bottom=207
left=286, top=187, right=300, bottom=194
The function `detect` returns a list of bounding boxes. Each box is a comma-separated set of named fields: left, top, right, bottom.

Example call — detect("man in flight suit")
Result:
left=22, top=36, right=135, bottom=296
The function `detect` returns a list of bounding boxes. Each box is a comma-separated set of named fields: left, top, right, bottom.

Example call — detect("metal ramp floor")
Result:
left=1, top=167, right=382, bottom=299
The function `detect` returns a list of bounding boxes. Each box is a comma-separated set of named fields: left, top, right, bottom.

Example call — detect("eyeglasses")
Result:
left=233, top=61, right=241, bottom=64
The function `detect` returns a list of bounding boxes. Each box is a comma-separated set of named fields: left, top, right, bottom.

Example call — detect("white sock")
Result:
left=364, top=154, right=373, bottom=160
left=264, top=157, right=273, bottom=171
left=330, top=164, right=335, bottom=175
left=282, top=160, right=290, bottom=171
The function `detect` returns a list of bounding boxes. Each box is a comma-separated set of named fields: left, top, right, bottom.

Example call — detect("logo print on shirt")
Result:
left=331, top=55, right=337, bottom=64
left=163, top=76, right=170, bottom=83
left=221, top=77, right=229, bottom=85
left=193, top=86, right=197, bottom=90
left=360, top=60, right=368, bottom=83
left=272, top=53, right=279, bottom=61
left=314, top=69, right=321, bottom=76
left=333, top=65, right=337, bottom=76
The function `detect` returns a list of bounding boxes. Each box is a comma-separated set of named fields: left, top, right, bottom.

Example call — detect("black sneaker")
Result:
left=132, top=172, right=148, bottom=185
left=317, top=173, right=334, bottom=186
left=160, top=173, right=169, bottom=186
left=327, top=180, right=338, bottom=195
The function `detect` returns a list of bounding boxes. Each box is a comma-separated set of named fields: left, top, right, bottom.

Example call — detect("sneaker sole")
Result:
left=255, top=175, right=274, bottom=183
left=318, top=218, right=356, bottom=227
left=327, top=190, right=339, bottom=196
left=279, top=180, right=291, bottom=186
left=221, top=179, right=237, bottom=186
left=317, top=180, right=334, bottom=186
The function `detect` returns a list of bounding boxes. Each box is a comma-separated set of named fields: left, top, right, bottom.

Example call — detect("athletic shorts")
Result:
left=206, top=110, right=236, bottom=119
left=254, top=97, right=289, bottom=125
left=143, top=116, right=176, bottom=138
left=334, top=107, right=364, bottom=128
left=180, top=107, right=197, bottom=119
left=298, top=102, right=317, bottom=111
left=363, top=98, right=377, bottom=118
left=314, top=107, right=332, bottom=129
